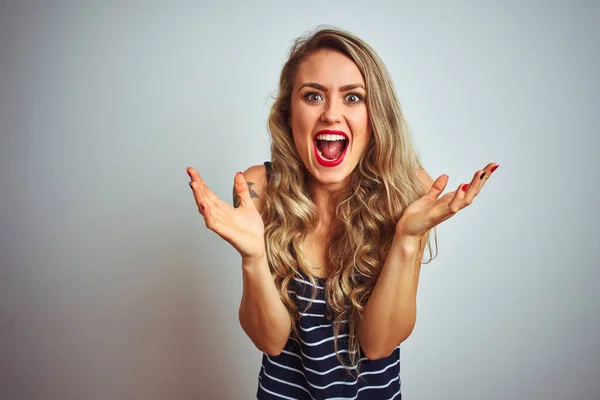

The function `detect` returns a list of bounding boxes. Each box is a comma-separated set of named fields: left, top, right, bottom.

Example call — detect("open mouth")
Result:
left=313, top=131, right=349, bottom=167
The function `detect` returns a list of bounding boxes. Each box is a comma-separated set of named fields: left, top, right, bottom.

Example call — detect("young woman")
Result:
left=187, top=27, right=498, bottom=400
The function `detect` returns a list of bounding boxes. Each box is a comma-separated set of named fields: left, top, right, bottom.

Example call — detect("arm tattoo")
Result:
left=248, top=182, right=259, bottom=199
left=233, top=181, right=259, bottom=208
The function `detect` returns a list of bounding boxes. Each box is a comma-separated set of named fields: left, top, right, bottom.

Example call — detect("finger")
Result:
left=187, top=166, right=205, bottom=186
left=199, top=198, right=219, bottom=231
left=188, top=184, right=229, bottom=236
left=483, top=162, right=498, bottom=175
left=189, top=179, right=209, bottom=214
left=426, top=183, right=465, bottom=224
left=463, top=168, right=488, bottom=204
left=477, top=163, right=499, bottom=185
left=448, top=183, right=468, bottom=213
left=480, top=163, right=499, bottom=185
left=189, top=180, right=227, bottom=226
left=233, top=171, right=257, bottom=209
left=187, top=167, right=206, bottom=202
left=187, top=174, right=216, bottom=215
left=426, top=174, right=449, bottom=200
left=187, top=167, right=219, bottom=205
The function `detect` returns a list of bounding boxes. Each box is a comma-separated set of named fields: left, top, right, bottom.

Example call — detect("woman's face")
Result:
left=290, top=49, right=372, bottom=188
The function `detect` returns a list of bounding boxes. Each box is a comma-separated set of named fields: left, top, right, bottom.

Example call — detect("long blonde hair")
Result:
left=261, top=26, right=438, bottom=373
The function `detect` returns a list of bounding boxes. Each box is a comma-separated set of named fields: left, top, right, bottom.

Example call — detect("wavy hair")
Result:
left=261, top=26, right=438, bottom=374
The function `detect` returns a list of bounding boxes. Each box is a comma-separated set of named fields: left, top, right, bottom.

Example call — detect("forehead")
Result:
left=295, top=49, right=365, bottom=87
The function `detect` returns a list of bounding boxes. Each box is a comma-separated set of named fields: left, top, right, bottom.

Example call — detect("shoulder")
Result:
left=239, top=164, right=268, bottom=212
left=415, top=168, right=434, bottom=192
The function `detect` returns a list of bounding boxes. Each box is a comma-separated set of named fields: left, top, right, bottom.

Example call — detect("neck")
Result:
left=309, top=178, right=342, bottom=230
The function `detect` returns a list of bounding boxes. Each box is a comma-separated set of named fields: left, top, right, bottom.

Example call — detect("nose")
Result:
left=320, top=99, right=341, bottom=124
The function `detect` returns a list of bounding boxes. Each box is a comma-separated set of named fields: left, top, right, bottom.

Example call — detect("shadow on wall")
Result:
left=2, top=194, right=257, bottom=399
left=139, top=225, right=255, bottom=399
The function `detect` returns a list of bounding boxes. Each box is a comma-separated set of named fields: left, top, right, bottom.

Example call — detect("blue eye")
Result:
left=305, top=92, right=324, bottom=102
left=345, top=93, right=363, bottom=103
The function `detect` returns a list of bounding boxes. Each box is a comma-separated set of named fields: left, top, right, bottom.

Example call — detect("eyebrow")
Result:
left=298, top=82, right=366, bottom=92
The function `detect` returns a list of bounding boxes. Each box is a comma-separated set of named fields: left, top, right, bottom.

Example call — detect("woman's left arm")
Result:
left=358, top=163, right=499, bottom=360
left=357, top=229, right=425, bottom=360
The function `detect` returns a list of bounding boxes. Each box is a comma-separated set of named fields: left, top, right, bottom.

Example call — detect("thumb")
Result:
left=427, top=174, right=449, bottom=200
left=233, top=171, right=256, bottom=209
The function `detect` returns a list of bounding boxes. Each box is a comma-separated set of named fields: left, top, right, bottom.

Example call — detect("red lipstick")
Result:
left=313, top=130, right=349, bottom=167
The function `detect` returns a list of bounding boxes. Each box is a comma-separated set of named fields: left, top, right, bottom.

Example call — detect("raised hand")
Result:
left=396, top=163, right=499, bottom=239
left=187, top=167, right=265, bottom=260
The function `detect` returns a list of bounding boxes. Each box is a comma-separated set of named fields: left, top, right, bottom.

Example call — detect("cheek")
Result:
left=291, top=105, right=319, bottom=148
left=292, top=133, right=305, bottom=151
left=292, top=103, right=317, bottom=129
left=291, top=127, right=311, bottom=159
left=349, top=109, right=371, bottom=138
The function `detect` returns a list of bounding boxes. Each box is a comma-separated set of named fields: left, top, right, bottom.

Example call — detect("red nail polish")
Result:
left=200, top=203, right=205, bottom=211
left=491, top=165, right=499, bottom=172
left=462, top=184, right=468, bottom=191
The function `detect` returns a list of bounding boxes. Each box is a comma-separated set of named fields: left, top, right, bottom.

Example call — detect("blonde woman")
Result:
left=187, top=27, right=498, bottom=399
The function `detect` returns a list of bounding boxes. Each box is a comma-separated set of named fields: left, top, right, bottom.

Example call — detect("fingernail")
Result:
left=236, top=171, right=243, bottom=175
left=480, top=172, right=486, bottom=179
left=200, top=203, right=205, bottom=211
left=462, top=184, right=468, bottom=191
left=491, top=165, right=499, bottom=172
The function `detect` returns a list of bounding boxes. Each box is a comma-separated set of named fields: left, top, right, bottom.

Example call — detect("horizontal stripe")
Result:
left=260, top=365, right=316, bottom=399
left=299, top=319, right=348, bottom=332
left=326, top=375, right=400, bottom=400
left=288, top=290, right=327, bottom=304
left=298, top=333, right=349, bottom=347
left=280, top=349, right=367, bottom=375
left=294, top=277, right=324, bottom=289
left=258, top=381, right=297, bottom=400
left=285, top=342, right=358, bottom=361
left=388, top=390, right=402, bottom=400
left=259, top=373, right=401, bottom=400
left=265, top=355, right=400, bottom=390
left=298, top=312, right=325, bottom=318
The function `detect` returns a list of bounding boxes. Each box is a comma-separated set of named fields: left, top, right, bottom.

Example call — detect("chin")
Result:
left=310, top=164, right=353, bottom=187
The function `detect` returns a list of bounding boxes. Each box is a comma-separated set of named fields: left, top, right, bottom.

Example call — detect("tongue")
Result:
left=318, top=140, right=345, bottom=160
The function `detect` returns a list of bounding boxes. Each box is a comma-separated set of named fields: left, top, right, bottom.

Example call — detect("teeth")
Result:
left=315, top=134, right=346, bottom=141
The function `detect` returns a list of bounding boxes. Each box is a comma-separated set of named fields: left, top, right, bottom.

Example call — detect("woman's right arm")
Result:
left=187, top=165, right=290, bottom=356
left=239, top=253, right=291, bottom=356
left=236, top=166, right=290, bottom=356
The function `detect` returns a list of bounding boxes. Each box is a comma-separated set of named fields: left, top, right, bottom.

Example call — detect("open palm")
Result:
left=396, top=163, right=498, bottom=238
left=187, top=167, right=265, bottom=260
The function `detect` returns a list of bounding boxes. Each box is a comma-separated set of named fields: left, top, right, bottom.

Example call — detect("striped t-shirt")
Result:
left=256, top=273, right=402, bottom=399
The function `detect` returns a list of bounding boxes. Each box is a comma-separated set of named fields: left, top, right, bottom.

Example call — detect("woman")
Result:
left=187, top=27, right=498, bottom=399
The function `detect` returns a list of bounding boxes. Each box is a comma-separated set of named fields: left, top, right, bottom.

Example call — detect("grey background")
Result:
left=1, top=0, right=598, bottom=399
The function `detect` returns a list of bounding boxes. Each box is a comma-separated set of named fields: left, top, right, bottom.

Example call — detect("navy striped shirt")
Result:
left=256, top=273, right=402, bottom=399
left=257, top=162, right=401, bottom=399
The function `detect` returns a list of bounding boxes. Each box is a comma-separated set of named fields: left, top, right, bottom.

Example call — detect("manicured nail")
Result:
left=480, top=172, right=486, bottom=179
left=462, top=184, right=468, bottom=191
left=236, top=171, right=243, bottom=175
left=491, top=165, right=499, bottom=172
